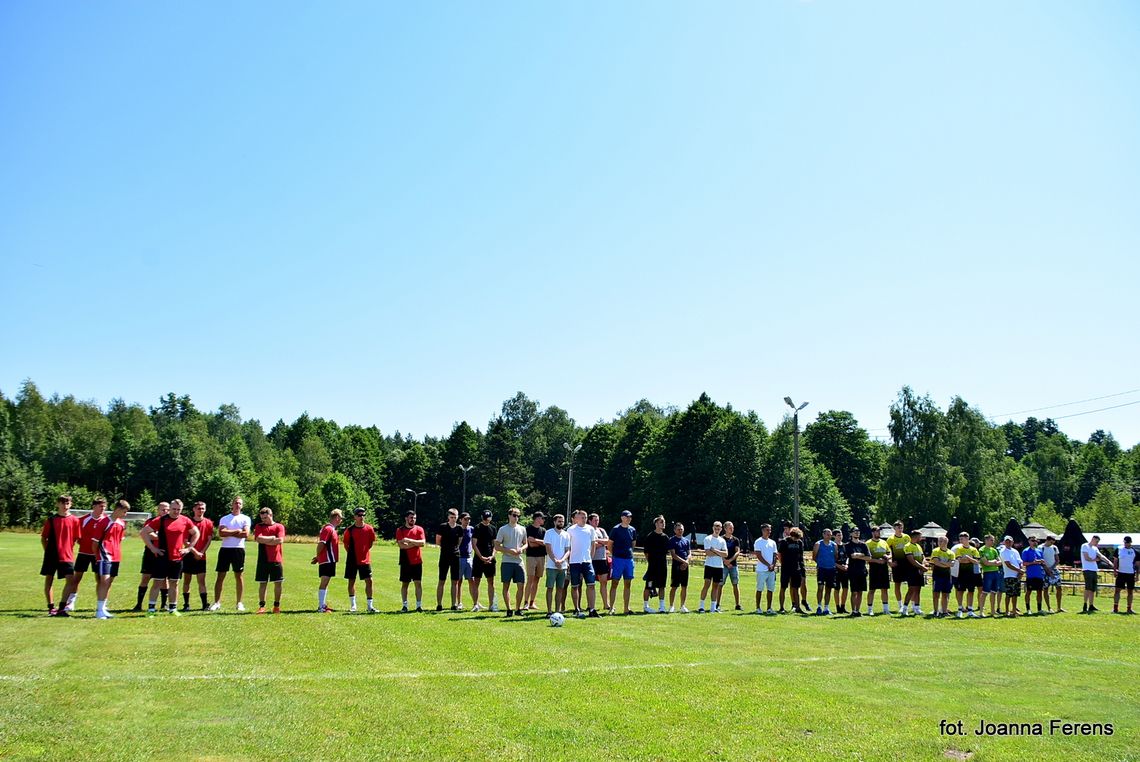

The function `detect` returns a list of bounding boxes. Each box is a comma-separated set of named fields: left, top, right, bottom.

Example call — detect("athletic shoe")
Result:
left=181, top=604, right=191, bottom=612
left=609, top=607, right=617, bottom=616
left=506, top=609, right=514, bottom=618
left=968, top=611, right=979, bottom=618
left=867, top=609, right=875, bottom=617
left=96, top=612, right=110, bottom=620
left=816, top=606, right=823, bottom=615
left=454, top=604, right=464, bottom=611
left=576, top=611, right=587, bottom=619
left=489, top=603, right=499, bottom=612
left=850, top=611, right=861, bottom=617
left=145, top=609, right=156, bottom=617
left=102, top=610, right=114, bottom=618
left=697, top=607, right=705, bottom=614
left=657, top=606, right=666, bottom=614
left=322, top=606, right=335, bottom=613
left=349, top=604, right=358, bottom=613
left=735, top=605, right=742, bottom=611
left=236, top=602, right=246, bottom=612
left=754, top=607, right=763, bottom=614
left=644, top=603, right=652, bottom=613
left=272, top=606, right=281, bottom=614
left=767, top=608, right=775, bottom=615
left=668, top=606, right=676, bottom=613
left=318, top=607, right=331, bottom=613
left=822, top=608, right=831, bottom=615
left=588, top=609, right=600, bottom=618
left=680, top=606, right=689, bottom=613
left=367, top=606, right=378, bottom=614
left=168, top=608, right=181, bottom=617
left=472, top=604, right=483, bottom=612
left=415, top=606, right=423, bottom=612
left=54, top=609, right=71, bottom=618
left=63, top=603, right=75, bottom=613
left=400, top=604, right=408, bottom=613
left=436, top=604, right=443, bottom=612
left=256, top=606, right=267, bottom=614
left=957, top=610, right=964, bottom=619
left=129, top=605, right=142, bottom=613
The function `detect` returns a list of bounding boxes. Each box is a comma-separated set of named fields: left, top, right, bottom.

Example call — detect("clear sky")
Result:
left=2, top=2, right=1138, bottom=445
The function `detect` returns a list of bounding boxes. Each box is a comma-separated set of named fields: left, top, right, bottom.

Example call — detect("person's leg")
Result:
left=234, top=571, right=245, bottom=606
left=699, top=579, right=711, bottom=610
left=679, top=583, right=688, bottom=609
left=713, top=583, right=723, bottom=609
left=586, top=581, right=597, bottom=611
left=347, top=577, right=357, bottom=606
left=514, top=576, right=523, bottom=611
left=181, top=571, right=192, bottom=609
left=668, top=584, right=677, bottom=609
left=436, top=577, right=446, bottom=607
left=167, top=575, right=180, bottom=611
left=365, top=577, right=374, bottom=607
left=401, top=581, right=410, bottom=607
left=779, top=578, right=787, bottom=611
left=44, top=575, right=54, bottom=610
left=258, top=581, right=268, bottom=610
left=273, top=580, right=282, bottom=610
left=501, top=580, right=511, bottom=612
left=765, top=582, right=773, bottom=611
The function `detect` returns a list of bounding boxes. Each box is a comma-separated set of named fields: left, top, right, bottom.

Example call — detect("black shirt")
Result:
left=643, top=531, right=670, bottom=568
left=835, top=541, right=848, bottom=568
left=845, top=541, right=869, bottom=576
left=525, top=524, right=547, bottom=558
left=724, top=536, right=739, bottom=566
left=436, top=522, right=464, bottom=559
left=778, top=538, right=804, bottom=570
left=473, top=522, right=497, bottom=558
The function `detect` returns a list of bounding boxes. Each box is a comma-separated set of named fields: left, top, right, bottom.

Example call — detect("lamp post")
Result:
left=562, top=442, right=583, bottom=516
left=457, top=465, right=475, bottom=513
left=783, top=396, right=809, bottom=528
left=404, top=487, right=426, bottom=514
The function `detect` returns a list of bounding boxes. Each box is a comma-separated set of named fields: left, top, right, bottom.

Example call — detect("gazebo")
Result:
left=1058, top=519, right=1086, bottom=566
left=1001, top=518, right=1029, bottom=550
left=917, top=521, right=947, bottom=553
left=1021, top=522, right=1055, bottom=542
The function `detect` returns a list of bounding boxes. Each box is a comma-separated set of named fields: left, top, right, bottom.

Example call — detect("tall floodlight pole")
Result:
left=563, top=442, right=583, bottom=516
left=458, top=465, right=475, bottom=513
left=404, top=487, right=426, bottom=514
left=783, top=397, right=810, bottom=528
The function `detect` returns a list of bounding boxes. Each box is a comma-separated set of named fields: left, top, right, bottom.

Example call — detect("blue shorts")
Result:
left=500, top=562, right=525, bottom=584
left=460, top=558, right=473, bottom=581
left=722, top=565, right=739, bottom=585
left=933, top=575, right=952, bottom=594
left=982, top=571, right=1003, bottom=593
left=611, top=557, right=635, bottom=580
left=569, top=562, right=596, bottom=587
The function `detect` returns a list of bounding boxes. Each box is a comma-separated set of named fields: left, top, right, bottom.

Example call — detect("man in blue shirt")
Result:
left=1021, top=536, right=1046, bottom=615
left=667, top=523, right=691, bottom=613
left=812, top=528, right=838, bottom=615
left=608, top=510, right=638, bottom=616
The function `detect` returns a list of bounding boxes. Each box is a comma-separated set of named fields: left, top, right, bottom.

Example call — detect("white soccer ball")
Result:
left=549, top=612, right=565, bottom=627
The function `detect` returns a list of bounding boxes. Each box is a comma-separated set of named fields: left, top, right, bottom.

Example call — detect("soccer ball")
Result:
left=549, top=612, right=565, bottom=627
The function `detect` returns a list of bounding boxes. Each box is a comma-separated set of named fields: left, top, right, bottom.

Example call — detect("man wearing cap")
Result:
left=1021, top=536, right=1047, bottom=615
left=609, top=510, right=638, bottom=615
left=1041, top=535, right=1063, bottom=613
left=523, top=511, right=546, bottom=611
left=471, top=510, right=498, bottom=612
left=951, top=531, right=981, bottom=618
left=312, top=508, right=342, bottom=613
left=343, top=508, right=377, bottom=613
left=1113, top=536, right=1135, bottom=615
left=865, top=526, right=891, bottom=615
left=395, top=510, right=426, bottom=612
left=494, top=507, right=527, bottom=617
left=1080, top=535, right=1112, bottom=614
left=901, top=530, right=926, bottom=617
left=435, top=508, right=464, bottom=611
left=999, top=535, right=1024, bottom=617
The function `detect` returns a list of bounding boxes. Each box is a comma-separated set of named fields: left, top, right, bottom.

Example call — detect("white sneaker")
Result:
left=367, top=606, right=378, bottom=614
left=644, top=603, right=652, bottom=613
left=489, top=603, right=499, bottom=612
left=680, top=606, right=690, bottom=614
left=754, top=608, right=763, bottom=614
left=658, top=606, right=666, bottom=613
left=968, top=611, right=979, bottom=618
left=96, top=612, right=110, bottom=620
left=102, top=610, right=114, bottom=618
left=349, top=604, right=358, bottom=613
left=668, top=606, right=676, bottom=613
left=767, top=608, right=775, bottom=615
left=472, top=604, right=483, bottom=612
left=208, top=602, right=221, bottom=612
left=915, top=607, right=924, bottom=616
left=868, top=609, right=875, bottom=617
left=957, top=610, right=964, bottom=619
left=454, top=604, right=465, bottom=611
left=236, top=602, right=246, bottom=612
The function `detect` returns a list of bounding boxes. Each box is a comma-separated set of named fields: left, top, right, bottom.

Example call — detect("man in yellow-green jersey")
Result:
left=901, top=529, right=927, bottom=616
left=952, top=532, right=981, bottom=618
left=887, top=520, right=910, bottom=613
left=865, top=526, right=892, bottom=615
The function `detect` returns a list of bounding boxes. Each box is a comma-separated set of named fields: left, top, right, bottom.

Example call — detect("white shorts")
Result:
left=756, top=570, right=776, bottom=592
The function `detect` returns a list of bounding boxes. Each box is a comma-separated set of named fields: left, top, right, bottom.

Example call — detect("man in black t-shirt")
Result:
left=777, top=528, right=806, bottom=614
left=641, top=515, right=669, bottom=613
left=845, top=528, right=870, bottom=617
left=435, top=509, right=465, bottom=611
left=523, top=512, right=546, bottom=611
left=471, top=510, right=498, bottom=612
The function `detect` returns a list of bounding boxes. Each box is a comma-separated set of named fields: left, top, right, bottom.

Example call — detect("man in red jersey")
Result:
left=395, top=510, right=426, bottom=612
left=141, top=499, right=199, bottom=616
left=41, top=495, right=79, bottom=616
left=181, top=501, right=215, bottom=611
left=132, top=502, right=170, bottom=611
left=61, top=497, right=110, bottom=613
left=254, top=507, right=286, bottom=614
left=342, top=508, right=377, bottom=613
left=94, top=500, right=130, bottom=619
left=312, top=509, right=343, bottom=613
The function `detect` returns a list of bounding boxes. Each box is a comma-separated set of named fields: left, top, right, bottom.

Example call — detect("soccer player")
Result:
left=1079, top=535, right=1112, bottom=614
left=811, top=528, right=838, bottom=615
left=1041, top=535, right=1063, bottom=613
left=589, top=514, right=611, bottom=612
left=63, top=497, right=110, bottom=614
left=887, top=520, right=909, bottom=614
left=1021, top=536, right=1046, bottom=615
left=459, top=512, right=475, bottom=607
left=608, top=510, right=638, bottom=615
left=778, top=527, right=807, bottom=614
left=845, top=527, right=870, bottom=617
left=1114, top=536, right=1136, bottom=615
left=141, top=499, right=200, bottom=616
left=698, top=521, right=728, bottom=613
left=132, top=501, right=169, bottom=612
left=753, top=523, right=778, bottom=614
left=864, top=526, right=891, bottom=615
left=567, top=510, right=600, bottom=618
left=312, top=508, right=343, bottom=613
left=253, top=507, right=285, bottom=614
left=717, top=521, right=742, bottom=611
left=211, top=497, right=251, bottom=612
left=523, top=511, right=546, bottom=611
left=396, top=510, right=426, bottom=612
left=929, top=535, right=954, bottom=617
left=667, top=522, right=692, bottom=613
left=999, top=535, right=1024, bottom=617
left=343, top=508, right=377, bottom=613
left=978, top=534, right=1002, bottom=617
left=471, top=510, right=498, bottom=612
left=41, top=494, right=79, bottom=616
left=435, top=508, right=464, bottom=611
left=951, top=531, right=981, bottom=618
left=181, top=501, right=214, bottom=611
left=901, top=530, right=926, bottom=617
left=94, top=500, right=130, bottom=619
left=641, top=515, right=670, bottom=614
left=543, top=513, right=570, bottom=616
left=832, top=528, right=849, bottom=614
left=494, top=507, right=527, bottom=616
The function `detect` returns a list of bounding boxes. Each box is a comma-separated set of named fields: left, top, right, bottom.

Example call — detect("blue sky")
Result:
left=2, top=2, right=1138, bottom=445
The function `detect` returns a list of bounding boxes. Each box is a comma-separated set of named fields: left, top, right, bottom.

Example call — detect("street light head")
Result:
left=573, top=443, right=583, bottom=453
left=798, top=401, right=810, bottom=411
left=417, top=491, right=426, bottom=497
left=563, top=442, right=572, bottom=452
left=784, top=397, right=794, bottom=408
left=404, top=488, right=415, bottom=494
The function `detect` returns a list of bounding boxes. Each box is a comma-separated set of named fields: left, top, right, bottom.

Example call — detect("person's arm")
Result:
left=184, top=526, right=200, bottom=556
left=709, top=545, right=727, bottom=559
left=140, top=524, right=163, bottom=555
left=1001, top=555, right=1020, bottom=574
left=255, top=530, right=282, bottom=546
left=812, top=542, right=819, bottom=563
left=1082, top=546, right=1096, bottom=564
left=313, top=530, right=328, bottom=564
left=545, top=540, right=558, bottom=567
left=907, top=553, right=923, bottom=569
left=197, top=523, right=213, bottom=556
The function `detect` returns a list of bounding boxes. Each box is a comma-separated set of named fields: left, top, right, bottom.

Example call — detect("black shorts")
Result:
left=318, top=562, right=337, bottom=578
left=703, top=566, right=723, bottom=583
left=1116, top=572, right=1135, bottom=591
left=1083, top=570, right=1100, bottom=591
left=644, top=564, right=667, bottom=591
left=438, top=556, right=461, bottom=581
left=216, top=547, right=246, bottom=573
left=593, top=559, right=610, bottom=578
left=399, top=564, right=423, bottom=583
left=473, top=559, right=496, bottom=579
left=848, top=573, right=867, bottom=593
left=670, top=563, right=689, bottom=588
left=907, top=566, right=925, bottom=588
left=182, top=556, right=207, bottom=575
left=835, top=568, right=849, bottom=589
left=102, top=561, right=120, bottom=578
left=141, top=551, right=162, bottom=576
left=1026, top=577, right=1044, bottom=591
left=781, top=567, right=803, bottom=589
left=869, top=564, right=890, bottom=591
left=345, top=562, right=372, bottom=580
left=40, top=556, right=74, bottom=579
left=163, top=558, right=184, bottom=580
left=817, top=568, right=837, bottom=590
left=256, top=559, right=284, bottom=583
left=955, top=572, right=979, bottom=592
left=74, top=553, right=98, bottom=574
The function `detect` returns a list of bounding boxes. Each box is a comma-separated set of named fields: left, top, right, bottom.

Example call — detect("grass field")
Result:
left=0, top=532, right=1136, bottom=761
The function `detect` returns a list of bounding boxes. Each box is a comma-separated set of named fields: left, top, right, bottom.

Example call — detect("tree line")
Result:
left=1, top=380, right=1137, bottom=538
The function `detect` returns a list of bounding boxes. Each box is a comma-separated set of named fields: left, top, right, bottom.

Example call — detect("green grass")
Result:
left=0, top=532, right=1136, bottom=761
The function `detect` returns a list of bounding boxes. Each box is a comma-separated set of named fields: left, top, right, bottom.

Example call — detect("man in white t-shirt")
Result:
left=698, top=521, right=728, bottom=613
left=542, top=514, right=570, bottom=617
left=211, top=497, right=252, bottom=612
left=998, top=536, right=1024, bottom=617
left=1040, top=535, right=1063, bottom=613
left=753, top=523, right=778, bottom=614
left=494, top=508, right=528, bottom=617
left=1113, top=536, right=1135, bottom=615
left=1080, top=536, right=1112, bottom=614
left=566, top=510, right=600, bottom=618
